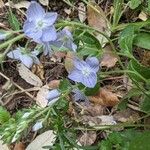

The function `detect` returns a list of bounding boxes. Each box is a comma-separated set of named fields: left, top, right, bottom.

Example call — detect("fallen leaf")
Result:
left=39, top=0, right=49, bottom=6
left=48, top=80, right=60, bottom=89
left=26, top=130, right=56, bottom=150
left=0, top=0, right=4, bottom=8
left=17, top=64, right=43, bottom=87
left=5, top=1, right=30, bottom=9
left=100, top=45, right=118, bottom=68
left=79, top=131, right=97, bottom=146
left=78, top=2, right=86, bottom=23
left=36, top=85, right=49, bottom=108
left=64, top=52, right=75, bottom=73
left=0, top=137, right=9, bottom=150
left=123, top=75, right=133, bottom=91
left=113, top=108, right=140, bottom=123
left=87, top=1, right=111, bottom=46
left=14, top=142, right=25, bottom=150
left=97, top=115, right=116, bottom=125
left=32, top=64, right=45, bottom=80
left=64, top=8, right=71, bottom=15
left=89, top=88, right=119, bottom=106
left=138, top=11, right=147, bottom=21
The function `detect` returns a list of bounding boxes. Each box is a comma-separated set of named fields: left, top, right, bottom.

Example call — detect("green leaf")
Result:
left=129, top=0, right=142, bottom=9
left=134, top=32, right=150, bottom=50
left=140, top=95, right=150, bottom=112
left=99, top=140, right=112, bottom=150
left=8, top=11, right=21, bottom=30
left=0, top=106, right=10, bottom=124
left=129, top=131, right=150, bottom=150
left=59, top=79, right=71, bottom=92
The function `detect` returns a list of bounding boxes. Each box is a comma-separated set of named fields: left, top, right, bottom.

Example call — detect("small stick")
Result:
left=0, top=72, right=37, bottom=101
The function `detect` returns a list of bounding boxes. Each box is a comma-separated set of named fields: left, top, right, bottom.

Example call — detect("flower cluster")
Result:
left=7, top=1, right=100, bottom=105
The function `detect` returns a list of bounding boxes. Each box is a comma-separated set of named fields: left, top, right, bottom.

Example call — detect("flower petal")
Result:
left=26, top=2, right=45, bottom=21
left=20, top=55, right=33, bottom=68
left=86, top=57, right=99, bottom=72
left=46, top=89, right=60, bottom=101
left=7, top=48, right=22, bottom=60
left=41, top=26, right=57, bottom=42
left=73, top=58, right=87, bottom=70
left=23, top=21, right=42, bottom=40
left=82, top=72, right=97, bottom=88
left=43, top=12, right=58, bottom=26
left=68, top=69, right=83, bottom=83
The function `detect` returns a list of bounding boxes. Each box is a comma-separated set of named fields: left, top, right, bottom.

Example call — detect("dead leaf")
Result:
left=5, top=1, right=30, bottom=9
left=26, top=130, right=56, bottom=150
left=0, top=0, right=4, bottom=8
left=100, top=45, right=118, bottom=68
left=79, top=131, right=97, bottom=146
left=89, top=88, right=119, bottom=106
left=17, top=64, right=43, bottom=87
left=78, top=2, right=86, bottom=23
left=123, top=75, right=133, bottom=91
left=0, top=137, right=9, bottom=150
left=39, top=0, right=49, bottom=6
left=48, top=80, right=60, bottom=89
left=64, top=52, right=75, bottom=73
left=36, top=85, right=49, bottom=108
left=87, top=2, right=111, bottom=46
left=14, top=142, right=25, bottom=150
left=97, top=115, right=116, bottom=125
left=113, top=108, right=140, bottom=123
left=138, top=11, right=147, bottom=21
left=32, top=64, right=45, bottom=80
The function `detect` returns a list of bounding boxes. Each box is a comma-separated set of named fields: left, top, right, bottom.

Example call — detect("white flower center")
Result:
left=36, top=20, right=46, bottom=29
left=82, top=67, right=90, bottom=76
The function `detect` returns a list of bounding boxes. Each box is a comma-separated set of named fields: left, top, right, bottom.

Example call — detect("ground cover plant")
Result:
left=0, top=0, right=150, bottom=149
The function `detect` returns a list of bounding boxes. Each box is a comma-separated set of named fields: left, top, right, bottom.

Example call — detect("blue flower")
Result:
left=68, top=57, right=99, bottom=88
left=32, top=121, right=43, bottom=131
left=23, top=2, right=58, bottom=42
left=46, top=89, right=61, bottom=106
left=42, top=29, right=77, bottom=56
left=7, top=47, right=40, bottom=68
left=72, top=89, right=88, bottom=101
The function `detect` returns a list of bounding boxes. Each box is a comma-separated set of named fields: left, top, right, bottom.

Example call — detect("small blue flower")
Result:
left=7, top=47, right=40, bottom=68
left=68, top=57, right=99, bottom=88
left=51, top=28, right=77, bottom=52
left=72, top=89, right=88, bottom=101
left=23, top=2, right=58, bottom=42
left=42, top=29, right=77, bottom=56
left=32, top=121, right=43, bottom=131
left=46, top=89, right=61, bottom=106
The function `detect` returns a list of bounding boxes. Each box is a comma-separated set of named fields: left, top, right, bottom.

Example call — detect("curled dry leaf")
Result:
left=100, top=45, right=118, bottom=68
left=87, top=2, right=111, bottom=46
left=26, top=130, right=56, bottom=150
left=79, top=131, right=97, bottom=146
left=89, top=88, right=119, bottom=107
left=64, top=52, right=75, bottom=73
left=78, top=2, right=86, bottom=23
left=17, top=64, right=43, bottom=87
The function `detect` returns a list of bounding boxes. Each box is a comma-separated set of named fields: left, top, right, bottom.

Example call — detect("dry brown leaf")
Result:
left=79, top=131, right=97, bottom=146
left=26, top=130, right=56, bottom=150
left=89, top=88, right=119, bottom=106
left=14, top=142, right=25, bottom=150
left=17, top=64, right=43, bottom=87
left=78, top=2, right=86, bottom=23
left=64, top=52, right=75, bottom=73
left=113, top=108, right=140, bottom=123
left=0, top=0, right=4, bottom=8
left=123, top=75, right=133, bottom=91
left=32, top=64, right=45, bottom=80
left=39, top=0, right=49, bottom=6
left=48, top=80, right=60, bottom=89
left=87, top=1, right=110, bottom=46
left=101, top=45, right=118, bottom=68
left=36, top=85, right=49, bottom=108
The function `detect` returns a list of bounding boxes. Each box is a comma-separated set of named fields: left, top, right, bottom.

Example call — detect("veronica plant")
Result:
left=68, top=57, right=100, bottom=88
left=7, top=47, right=40, bottom=68
left=23, top=1, right=58, bottom=43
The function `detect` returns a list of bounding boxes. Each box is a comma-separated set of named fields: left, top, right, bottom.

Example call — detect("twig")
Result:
left=0, top=72, right=37, bottom=101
